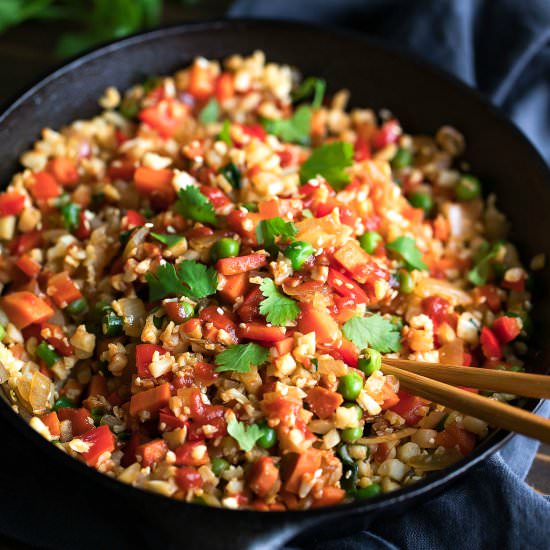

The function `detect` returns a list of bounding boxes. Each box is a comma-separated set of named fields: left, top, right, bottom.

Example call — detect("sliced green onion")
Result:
left=36, top=341, right=60, bottom=368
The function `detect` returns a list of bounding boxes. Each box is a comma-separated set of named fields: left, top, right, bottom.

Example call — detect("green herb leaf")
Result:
left=262, top=105, right=312, bottom=145
left=146, top=260, right=218, bottom=301
left=227, top=418, right=265, bottom=452
left=292, top=77, right=326, bottom=109
left=219, top=119, right=232, bottom=146
left=215, top=343, right=269, bottom=373
left=256, top=217, right=297, bottom=249
left=299, top=141, right=354, bottom=188
left=468, top=241, right=505, bottom=286
left=175, top=186, right=217, bottom=225
left=60, top=202, right=81, bottom=230
left=150, top=232, right=185, bottom=248
left=259, top=278, right=300, bottom=326
left=386, top=236, right=427, bottom=272
left=199, top=98, right=219, bottom=124
left=219, top=162, right=241, bottom=189
left=343, top=314, right=401, bottom=353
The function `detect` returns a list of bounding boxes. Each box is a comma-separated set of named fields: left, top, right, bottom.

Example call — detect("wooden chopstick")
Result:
left=380, top=364, right=550, bottom=444
left=382, top=357, right=550, bottom=399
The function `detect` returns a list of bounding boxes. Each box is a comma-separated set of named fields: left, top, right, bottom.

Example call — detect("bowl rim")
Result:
left=0, top=18, right=547, bottom=524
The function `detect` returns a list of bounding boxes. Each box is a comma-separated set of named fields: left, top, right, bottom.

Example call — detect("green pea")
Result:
left=355, top=483, right=381, bottom=499
left=179, top=301, right=195, bottom=319
left=284, top=240, right=315, bottom=271
left=102, top=311, right=123, bottom=337
left=455, top=174, right=481, bottom=201
left=66, top=297, right=88, bottom=315
left=343, top=402, right=363, bottom=422
left=36, top=341, right=60, bottom=368
left=338, top=372, right=364, bottom=401
left=211, top=457, right=230, bottom=476
left=341, top=426, right=363, bottom=443
left=398, top=269, right=415, bottom=294
left=211, top=238, right=240, bottom=262
left=357, top=348, right=382, bottom=377
left=408, top=191, right=433, bottom=213
left=391, top=148, right=413, bottom=169
left=358, top=231, right=382, bottom=254
left=258, top=426, right=278, bottom=449
left=53, top=395, right=76, bottom=411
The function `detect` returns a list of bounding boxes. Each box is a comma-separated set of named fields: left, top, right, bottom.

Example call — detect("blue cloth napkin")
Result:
left=229, top=1, right=550, bottom=548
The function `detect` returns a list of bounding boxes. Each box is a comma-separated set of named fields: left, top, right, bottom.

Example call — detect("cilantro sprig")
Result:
left=259, top=278, right=300, bottom=326
left=227, top=418, right=265, bottom=452
left=256, top=217, right=297, bottom=250
left=146, top=260, right=218, bottom=302
left=175, top=186, right=217, bottom=225
left=215, top=343, right=269, bottom=373
left=299, top=141, right=354, bottom=189
left=386, top=236, right=427, bottom=272
left=262, top=105, right=312, bottom=145
left=343, top=314, right=402, bottom=353
left=219, top=119, right=232, bottom=145
left=292, top=77, right=326, bottom=109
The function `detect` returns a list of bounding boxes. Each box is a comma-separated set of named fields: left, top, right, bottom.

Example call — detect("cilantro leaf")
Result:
left=468, top=241, right=505, bottom=286
left=175, top=186, right=217, bottom=225
left=343, top=314, right=402, bottom=353
left=219, top=119, right=232, bottom=145
left=215, top=343, right=269, bottom=373
left=259, top=278, right=300, bottom=326
left=299, top=141, right=354, bottom=189
left=262, top=105, right=312, bottom=145
left=386, top=236, right=427, bottom=272
left=150, top=232, right=185, bottom=248
left=146, top=260, right=218, bottom=301
left=292, top=77, right=326, bottom=109
left=199, top=98, right=219, bottom=124
left=227, top=418, right=265, bottom=452
left=256, top=217, right=297, bottom=249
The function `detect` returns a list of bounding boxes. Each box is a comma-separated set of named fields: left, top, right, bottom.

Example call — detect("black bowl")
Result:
left=1, top=20, right=549, bottom=550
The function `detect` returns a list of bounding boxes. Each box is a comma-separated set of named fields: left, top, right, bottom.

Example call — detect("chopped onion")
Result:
left=358, top=428, right=417, bottom=445
left=123, top=226, right=149, bottom=259
left=414, top=277, right=472, bottom=306
left=118, top=297, right=146, bottom=337
left=407, top=448, right=462, bottom=471
left=29, top=371, right=53, bottom=414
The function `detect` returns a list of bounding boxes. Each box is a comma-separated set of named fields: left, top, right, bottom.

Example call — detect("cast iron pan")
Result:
left=0, top=19, right=549, bottom=550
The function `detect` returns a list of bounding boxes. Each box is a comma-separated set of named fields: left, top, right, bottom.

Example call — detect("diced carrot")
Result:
left=129, top=383, right=171, bottom=417
left=0, top=192, right=25, bottom=217
left=1, top=291, right=54, bottom=329
left=281, top=449, right=322, bottom=494
left=389, top=390, right=426, bottom=426
left=237, top=322, right=287, bottom=342
left=58, top=407, right=94, bottom=436
left=312, top=486, right=346, bottom=508
left=47, top=271, right=82, bottom=308
left=333, top=240, right=385, bottom=284
left=30, top=171, right=62, bottom=200
left=216, top=253, right=267, bottom=276
left=297, top=303, right=340, bottom=344
left=174, top=441, right=210, bottom=466
left=136, top=438, right=168, bottom=467
left=215, top=73, right=235, bottom=102
left=48, top=157, right=79, bottom=186
left=88, top=374, right=108, bottom=398
left=188, top=62, right=216, bottom=100
left=436, top=423, right=476, bottom=455
left=80, top=425, right=116, bottom=466
left=275, top=336, right=294, bottom=356
left=139, top=98, right=189, bottom=138
left=15, top=254, right=41, bottom=277
left=248, top=457, right=280, bottom=498
left=218, top=272, right=250, bottom=302
left=380, top=382, right=400, bottom=410
left=305, top=387, right=343, bottom=419
left=134, top=166, right=175, bottom=201
left=40, top=411, right=60, bottom=438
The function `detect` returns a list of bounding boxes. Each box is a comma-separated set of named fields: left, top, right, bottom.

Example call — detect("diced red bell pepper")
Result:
left=199, top=185, right=231, bottom=209
left=188, top=62, right=215, bottom=100
left=108, top=160, right=136, bottom=181
left=48, top=157, right=79, bottom=186
left=305, top=387, right=343, bottom=419
left=199, top=305, right=237, bottom=336
left=40, top=411, right=60, bottom=438
left=297, top=303, right=340, bottom=344
left=129, top=383, right=171, bottom=417
left=226, top=209, right=261, bottom=241
left=9, top=230, right=42, bottom=256
left=492, top=316, right=521, bottom=344
left=174, top=441, right=210, bottom=466
left=237, top=287, right=264, bottom=322
left=1, top=291, right=54, bottom=329
left=389, top=390, right=426, bottom=426
left=121, top=432, right=143, bottom=467
left=237, top=322, right=287, bottom=342
left=421, top=296, right=450, bottom=326
left=241, top=124, right=267, bottom=141
left=333, top=240, right=387, bottom=285
left=312, top=486, right=346, bottom=508
left=380, top=383, right=400, bottom=410
left=30, top=171, right=62, bottom=200
left=327, top=267, right=368, bottom=304
left=480, top=327, right=502, bottom=360
left=372, top=442, right=391, bottom=463
left=47, top=271, right=82, bottom=308
left=176, top=466, right=203, bottom=491
left=134, top=166, right=175, bottom=202
left=15, top=254, right=41, bottom=277
left=435, top=423, right=476, bottom=455
left=354, top=135, right=371, bottom=161
left=159, top=408, right=188, bottom=431
left=139, top=98, right=189, bottom=138
left=334, top=337, right=359, bottom=368
left=0, top=192, right=25, bottom=217
left=275, top=336, right=294, bottom=356
left=281, top=449, right=322, bottom=494
left=136, top=438, right=168, bottom=467
left=124, top=209, right=146, bottom=229
left=41, top=322, right=73, bottom=356
left=248, top=456, right=280, bottom=498
left=372, top=119, right=401, bottom=150
left=58, top=407, right=94, bottom=436
left=261, top=393, right=301, bottom=424
left=215, top=72, right=235, bottom=102
left=219, top=272, right=250, bottom=303
left=216, top=253, right=267, bottom=276
left=80, top=425, right=116, bottom=466
left=135, top=344, right=167, bottom=378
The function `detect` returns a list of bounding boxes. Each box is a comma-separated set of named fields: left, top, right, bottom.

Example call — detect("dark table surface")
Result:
left=0, top=6, right=548, bottom=548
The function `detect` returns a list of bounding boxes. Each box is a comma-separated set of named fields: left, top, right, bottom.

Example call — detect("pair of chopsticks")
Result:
left=380, top=358, right=550, bottom=444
